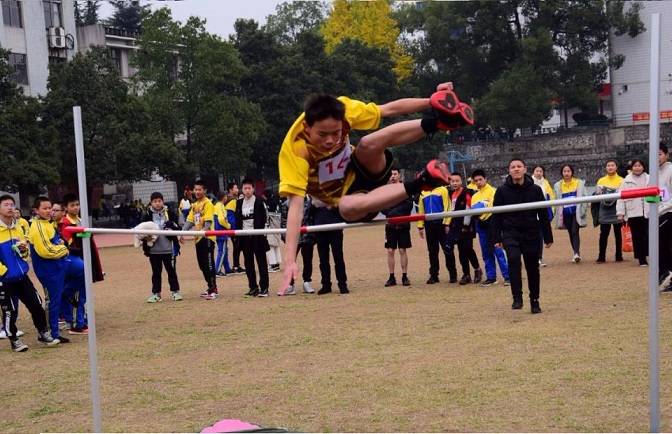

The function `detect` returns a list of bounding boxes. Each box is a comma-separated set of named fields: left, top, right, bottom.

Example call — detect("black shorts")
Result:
left=342, top=149, right=396, bottom=222
left=385, top=225, right=412, bottom=249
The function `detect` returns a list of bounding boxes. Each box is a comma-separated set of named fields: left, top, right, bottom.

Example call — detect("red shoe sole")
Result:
left=426, top=159, right=451, bottom=184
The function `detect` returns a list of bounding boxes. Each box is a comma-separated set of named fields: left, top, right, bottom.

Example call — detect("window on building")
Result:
left=8, top=53, right=28, bottom=84
left=42, top=0, right=62, bottom=28
left=109, top=48, right=122, bottom=73
left=48, top=54, right=66, bottom=65
left=2, top=0, right=23, bottom=28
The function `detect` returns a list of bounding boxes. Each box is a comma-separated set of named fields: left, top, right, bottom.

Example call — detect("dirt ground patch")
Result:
left=3, top=224, right=672, bottom=432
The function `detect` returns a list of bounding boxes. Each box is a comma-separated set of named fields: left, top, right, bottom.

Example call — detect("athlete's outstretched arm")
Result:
left=279, top=194, right=304, bottom=294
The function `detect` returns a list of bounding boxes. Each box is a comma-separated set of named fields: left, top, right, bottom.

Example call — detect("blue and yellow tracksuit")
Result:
left=28, top=218, right=86, bottom=338
left=417, top=186, right=457, bottom=280
left=471, top=183, right=509, bottom=281
left=0, top=219, right=49, bottom=341
left=214, top=201, right=232, bottom=274
left=226, top=198, right=241, bottom=269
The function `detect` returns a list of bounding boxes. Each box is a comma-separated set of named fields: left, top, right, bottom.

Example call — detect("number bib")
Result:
left=318, top=145, right=352, bottom=184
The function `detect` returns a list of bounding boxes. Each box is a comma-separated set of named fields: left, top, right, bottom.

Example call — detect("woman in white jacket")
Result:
left=553, top=164, right=588, bottom=263
left=616, top=159, right=649, bottom=266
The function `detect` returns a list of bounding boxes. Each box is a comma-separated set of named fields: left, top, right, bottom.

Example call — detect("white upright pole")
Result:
left=73, top=106, right=103, bottom=432
left=647, top=12, right=661, bottom=433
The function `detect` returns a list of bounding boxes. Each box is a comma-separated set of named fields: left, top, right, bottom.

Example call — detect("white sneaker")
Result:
left=303, top=282, right=315, bottom=294
left=16, top=330, right=24, bottom=337
left=539, top=259, right=547, bottom=267
left=278, top=285, right=296, bottom=296
left=572, top=253, right=581, bottom=263
left=0, top=329, right=6, bottom=339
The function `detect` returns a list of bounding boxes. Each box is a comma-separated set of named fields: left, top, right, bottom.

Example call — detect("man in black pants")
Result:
left=279, top=195, right=316, bottom=296
left=236, top=179, right=270, bottom=297
left=447, top=173, right=483, bottom=285
left=492, top=159, right=553, bottom=314
left=181, top=180, right=218, bottom=300
left=314, top=207, right=349, bottom=295
left=382, top=169, right=414, bottom=287
left=0, top=195, right=59, bottom=352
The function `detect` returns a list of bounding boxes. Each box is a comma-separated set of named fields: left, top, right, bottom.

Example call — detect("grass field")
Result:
left=2, top=225, right=671, bottom=432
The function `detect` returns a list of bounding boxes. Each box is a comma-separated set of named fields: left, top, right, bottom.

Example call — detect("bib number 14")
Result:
left=318, top=145, right=352, bottom=184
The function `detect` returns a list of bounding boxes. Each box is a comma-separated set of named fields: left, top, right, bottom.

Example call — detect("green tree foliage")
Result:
left=0, top=49, right=60, bottom=193
left=264, top=1, right=328, bottom=45
left=74, top=0, right=101, bottom=26
left=134, top=9, right=264, bottom=180
left=232, top=11, right=404, bottom=177
left=41, top=48, right=178, bottom=186
left=396, top=0, right=643, bottom=130
left=106, top=0, right=149, bottom=33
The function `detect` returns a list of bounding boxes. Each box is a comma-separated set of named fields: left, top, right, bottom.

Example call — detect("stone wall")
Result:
left=444, top=124, right=672, bottom=187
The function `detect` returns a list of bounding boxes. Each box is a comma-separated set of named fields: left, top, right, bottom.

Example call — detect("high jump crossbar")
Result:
left=63, top=186, right=661, bottom=239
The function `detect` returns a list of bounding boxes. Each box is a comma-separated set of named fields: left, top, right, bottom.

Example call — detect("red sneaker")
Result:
left=429, top=89, right=475, bottom=130
left=416, top=159, right=451, bottom=190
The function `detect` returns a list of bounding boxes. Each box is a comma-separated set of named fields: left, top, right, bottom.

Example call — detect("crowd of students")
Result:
left=6, top=78, right=671, bottom=354
left=0, top=194, right=96, bottom=352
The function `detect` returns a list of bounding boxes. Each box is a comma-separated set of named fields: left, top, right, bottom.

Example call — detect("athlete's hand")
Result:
left=494, top=243, right=503, bottom=249
left=436, top=82, right=454, bottom=92
left=279, top=261, right=299, bottom=296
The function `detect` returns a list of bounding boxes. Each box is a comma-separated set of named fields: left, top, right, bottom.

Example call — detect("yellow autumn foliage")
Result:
left=322, top=0, right=413, bottom=80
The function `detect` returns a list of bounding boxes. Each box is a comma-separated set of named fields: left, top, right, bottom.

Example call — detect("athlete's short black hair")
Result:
left=304, top=94, right=346, bottom=126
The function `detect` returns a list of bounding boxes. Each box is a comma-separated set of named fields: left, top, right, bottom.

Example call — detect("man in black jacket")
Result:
left=235, top=179, right=270, bottom=297
left=381, top=169, right=413, bottom=287
left=492, top=158, right=553, bottom=314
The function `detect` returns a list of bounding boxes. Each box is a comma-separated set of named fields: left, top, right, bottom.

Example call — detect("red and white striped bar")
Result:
left=62, top=186, right=661, bottom=238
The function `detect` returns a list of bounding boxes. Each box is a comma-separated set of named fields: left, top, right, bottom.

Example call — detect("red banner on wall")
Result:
left=632, top=111, right=672, bottom=121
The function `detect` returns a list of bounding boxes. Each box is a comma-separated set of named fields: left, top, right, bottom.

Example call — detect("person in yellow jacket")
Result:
left=181, top=180, right=218, bottom=300
left=213, top=191, right=232, bottom=276
left=28, top=197, right=86, bottom=343
left=279, top=82, right=461, bottom=293
left=225, top=182, right=245, bottom=274
left=470, top=170, right=509, bottom=286
left=532, top=166, right=555, bottom=266
left=0, top=195, right=59, bottom=351
left=417, top=185, right=457, bottom=283
left=12, top=208, right=30, bottom=237
left=595, top=159, right=625, bottom=263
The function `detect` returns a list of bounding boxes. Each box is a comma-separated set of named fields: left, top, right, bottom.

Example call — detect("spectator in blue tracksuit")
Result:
left=470, top=170, right=509, bottom=286
left=214, top=192, right=232, bottom=276
left=0, top=195, right=59, bottom=352
left=28, top=197, right=86, bottom=343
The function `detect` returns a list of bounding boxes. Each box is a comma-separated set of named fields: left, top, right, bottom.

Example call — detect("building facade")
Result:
left=0, top=0, right=78, bottom=96
left=610, top=1, right=672, bottom=126
left=77, top=23, right=138, bottom=80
